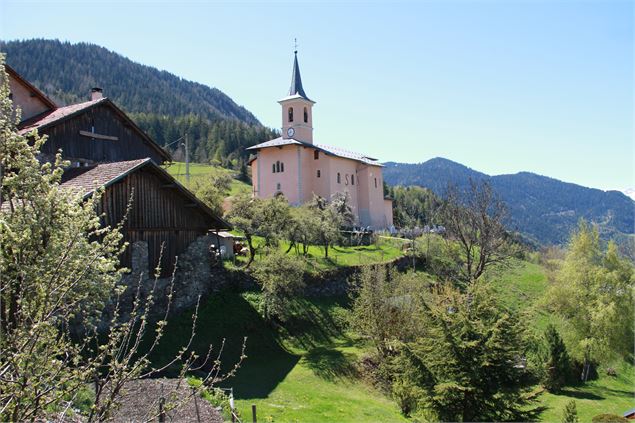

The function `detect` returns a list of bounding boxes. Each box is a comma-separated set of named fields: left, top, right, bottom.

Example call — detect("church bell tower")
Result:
left=279, top=49, right=315, bottom=144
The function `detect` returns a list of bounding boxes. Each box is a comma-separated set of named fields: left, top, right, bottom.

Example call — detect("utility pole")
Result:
left=185, top=133, right=190, bottom=186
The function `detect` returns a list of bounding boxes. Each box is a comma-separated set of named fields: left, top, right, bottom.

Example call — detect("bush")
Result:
left=591, top=414, right=629, bottom=423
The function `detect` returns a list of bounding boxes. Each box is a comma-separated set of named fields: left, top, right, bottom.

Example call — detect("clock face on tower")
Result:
left=287, top=127, right=295, bottom=138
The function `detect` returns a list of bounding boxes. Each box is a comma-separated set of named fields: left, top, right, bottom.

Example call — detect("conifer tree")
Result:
left=544, top=324, right=571, bottom=391
left=561, top=400, right=579, bottom=423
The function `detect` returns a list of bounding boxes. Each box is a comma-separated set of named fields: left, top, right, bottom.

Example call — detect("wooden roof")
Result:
left=18, top=97, right=171, bottom=163
left=60, top=159, right=231, bottom=229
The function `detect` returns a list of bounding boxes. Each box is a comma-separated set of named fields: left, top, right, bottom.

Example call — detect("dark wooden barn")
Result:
left=19, top=97, right=169, bottom=165
left=60, top=159, right=230, bottom=276
left=7, top=66, right=230, bottom=277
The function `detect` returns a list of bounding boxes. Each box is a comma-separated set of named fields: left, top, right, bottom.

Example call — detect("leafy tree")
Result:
left=258, top=195, right=292, bottom=248
left=561, top=400, right=579, bottom=423
left=349, top=266, right=421, bottom=358
left=441, top=180, right=520, bottom=285
left=189, top=171, right=233, bottom=216
left=309, top=195, right=341, bottom=259
left=544, top=324, right=571, bottom=391
left=226, top=194, right=262, bottom=267
left=252, top=249, right=305, bottom=322
left=547, top=221, right=634, bottom=381
left=394, top=281, right=533, bottom=421
left=0, top=58, right=241, bottom=421
left=286, top=205, right=320, bottom=256
left=227, top=194, right=291, bottom=265
left=329, top=191, right=355, bottom=228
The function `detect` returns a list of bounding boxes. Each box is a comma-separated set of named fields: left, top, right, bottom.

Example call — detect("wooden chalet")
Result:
left=7, top=64, right=230, bottom=276
left=60, top=159, right=229, bottom=275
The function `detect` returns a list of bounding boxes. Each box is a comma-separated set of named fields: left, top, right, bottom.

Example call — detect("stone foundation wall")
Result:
left=115, top=235, right=229, bottom=319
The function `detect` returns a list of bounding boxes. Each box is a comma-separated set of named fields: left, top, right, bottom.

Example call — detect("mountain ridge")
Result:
left=0, top=38, right=260, bottom=125
left=383, top=158, right=634, bottom=249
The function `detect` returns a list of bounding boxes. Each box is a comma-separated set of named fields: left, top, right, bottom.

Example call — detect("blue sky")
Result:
left=1, top=0, right=632, bottom=190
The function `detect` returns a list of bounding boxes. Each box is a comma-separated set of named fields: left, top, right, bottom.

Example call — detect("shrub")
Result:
left=591, top=414, right=628, bottom=423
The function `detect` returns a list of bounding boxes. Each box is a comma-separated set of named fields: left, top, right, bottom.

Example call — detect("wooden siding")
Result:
left=99, top=167, right=212, bottom=276
left=39, top=104, right=166, bottom=163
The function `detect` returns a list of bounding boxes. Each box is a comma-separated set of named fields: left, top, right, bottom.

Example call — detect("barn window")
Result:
left=351, top=175, right=355, bottom=185
left=337, top=173, right=341, bottom=184
left=314, top=150, right=319, bottom=160
left=304, top=107, right=308, bottom=123
left=317, top=170, right=321, bottom=178
left=288, top=107, right=294, bottom=122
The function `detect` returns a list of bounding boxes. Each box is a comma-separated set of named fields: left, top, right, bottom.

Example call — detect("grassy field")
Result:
left=152, top=259, right=634, bottom=422
left=163, top=161, right=251, bottom=196
left=152, top=292, right=406, bottom=423
left=489, top=260, right=635, bottom=421
left=234, top=235, right=407, bottom=273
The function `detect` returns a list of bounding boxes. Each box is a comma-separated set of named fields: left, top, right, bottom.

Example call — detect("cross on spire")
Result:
left=294, top=38, right=298, bottom=54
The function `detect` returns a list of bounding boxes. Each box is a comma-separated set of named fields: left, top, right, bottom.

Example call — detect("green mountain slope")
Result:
left=1, top=39, right=258, bottom=124
left=0, top=39, right=278, bottom=164
left=383, top=158, right=635, bottom=249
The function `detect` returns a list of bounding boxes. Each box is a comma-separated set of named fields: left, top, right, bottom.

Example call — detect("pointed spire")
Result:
left=288, top=50, right=309, bottom=100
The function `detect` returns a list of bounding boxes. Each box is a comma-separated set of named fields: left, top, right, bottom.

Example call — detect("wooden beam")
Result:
left=161, top=184, right=176, bottom=188
left=79, top=130, right=119, bottom=141
left=185, top=203, right=198, bottom=208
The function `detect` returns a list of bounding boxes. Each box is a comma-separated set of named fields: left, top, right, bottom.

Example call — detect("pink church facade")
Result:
left=248, top=52, right=393, bottom=229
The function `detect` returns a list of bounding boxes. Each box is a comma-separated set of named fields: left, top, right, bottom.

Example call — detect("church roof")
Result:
left=287, top=52, right=311, bottom=101
left=247, top=137, right=382, bottom=167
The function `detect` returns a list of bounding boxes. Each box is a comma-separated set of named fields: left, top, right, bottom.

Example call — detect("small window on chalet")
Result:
left=351, top=175, right=355, bottom=185
left=374, top=178, right=378, bottom=188
left=337, top=173, right=341, bottom=184
left=288, top=107, right=294, bottom=122
left=304, top=107, right=308, bottom=123
left=317, top=170, right=321, bottom=178
left=314, top=150, right=319, bottom=160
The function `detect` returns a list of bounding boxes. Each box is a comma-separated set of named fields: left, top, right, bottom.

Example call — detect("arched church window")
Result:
left=317, top=170, right=321, bottom=178
left=272, top=164, right=276, bottom=173
left=277, top=183, right=281, bottom=191
left=314, top=150, right=319, bottom=160
left=351, top=175, right=355, bottom=185
left=337, top=173, right=341, bottom=184
left=304, top=107, right=308, bottom=123
left=276, top=161, right=281, bottom=173
left=374, top=178, right=378, bottom=188
left=281, top=162, right=284, bottom=172
left=288, top=107, right=294, bottom=122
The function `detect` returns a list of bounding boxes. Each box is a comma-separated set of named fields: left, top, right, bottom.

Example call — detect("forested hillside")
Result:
left=0, top=39, right=277, bottom=165
left=384, top=158, right=635, bottom=249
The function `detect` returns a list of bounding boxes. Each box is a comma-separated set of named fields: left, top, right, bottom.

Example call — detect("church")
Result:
left=247, top=52, right=393, bottom=229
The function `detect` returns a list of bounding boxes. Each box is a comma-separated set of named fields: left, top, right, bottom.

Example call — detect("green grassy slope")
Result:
left=490, top=260, right=634, bottom=421
left=153, top=260, right=633, bottom=422
left=163, top=161, right=251, bottom=196
left=151, top=292, right=406, bottom=423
